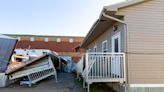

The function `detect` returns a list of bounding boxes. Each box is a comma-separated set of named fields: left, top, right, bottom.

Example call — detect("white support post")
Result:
left=81, top=52, right=126, bottom=91
left=87, top=83, right=90, bottom=92
left=48, top=56, right=58, bottom=83
left=86, top=53, right=89, bottom=81
left=123, top=53, right=126, bottom=82
left=27, top=75, right=32, bottom=87
left=83, top=80, right=86, bottom=88
left=59, top=56, right=62, bottom=71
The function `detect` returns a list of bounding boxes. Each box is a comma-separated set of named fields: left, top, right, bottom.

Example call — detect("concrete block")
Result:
left=0, top=73, right=8, bottom=87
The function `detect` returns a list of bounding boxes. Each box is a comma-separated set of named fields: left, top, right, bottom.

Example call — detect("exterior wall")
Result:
left=117, top=0, right=164, bottom=84
left=15, top=41, right=81, bottom=52
left=58, top=52, right=81, bottom=57
left=6, top=35, right=84, bottom=42
left=86, top=22, right=126, bottom=53
left=5, top=34, right=84, bottom=63
left=128, top=87, right=164, bottom=92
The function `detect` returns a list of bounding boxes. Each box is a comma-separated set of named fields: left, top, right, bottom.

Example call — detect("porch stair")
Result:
left=81, top=52, right=126, bottom=92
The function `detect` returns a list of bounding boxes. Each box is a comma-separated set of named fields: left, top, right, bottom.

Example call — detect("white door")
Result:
left=111, top=32, right=121, bottom=76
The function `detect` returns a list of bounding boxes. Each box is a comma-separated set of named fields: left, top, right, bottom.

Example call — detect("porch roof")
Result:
left=81, top=0, right=148, bottom=48
left=81, top=8, right=123, bottom=48
left=81, top=14, right=116, bottom=48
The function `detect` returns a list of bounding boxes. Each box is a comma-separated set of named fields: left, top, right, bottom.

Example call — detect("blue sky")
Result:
left=0, top=0, right=125, bottom=36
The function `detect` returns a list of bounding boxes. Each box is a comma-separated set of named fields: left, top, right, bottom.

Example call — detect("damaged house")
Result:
left=78, top=0, right=164, bottom=92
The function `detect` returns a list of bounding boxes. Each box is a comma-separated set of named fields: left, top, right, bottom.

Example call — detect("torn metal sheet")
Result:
left=0, top=35, right=17, bottom=72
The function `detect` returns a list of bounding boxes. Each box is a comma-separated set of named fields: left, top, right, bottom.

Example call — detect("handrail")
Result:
left=82, top=52, right=126, bottom=82
left=86, top=52, right=125, bottom=55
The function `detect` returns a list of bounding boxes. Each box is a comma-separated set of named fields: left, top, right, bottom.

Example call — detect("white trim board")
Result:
left=112, top=32, right=121, bottom=52
left=102, top=40, right=108, bottom=52
left=93, top=45, right=97, bottom=52
left=130, top=84, right=164, bottom=87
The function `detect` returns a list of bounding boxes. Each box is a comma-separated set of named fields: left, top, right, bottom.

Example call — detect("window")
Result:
left=30, top=37, right=35, bottom=42
left=69, top=38, right=74, bottom=43
left=114, top=38, right=119, bottom=52
left=44, top=38, right=49, bottom=42
left=112, top=32, right=121, bottom=52
left=56, top=38, right=61, bottom=42
left=87, top=48, right=91, bottom=52
left=17, top=37, right=21, bottom=41
left=102, top=40, right=108, bottom=52
left=93, top=45, right=97, bottom=52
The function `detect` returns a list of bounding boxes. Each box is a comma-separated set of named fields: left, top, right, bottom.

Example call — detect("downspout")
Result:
left=102, top=12, right=129, bottom=92
left=123, top=22, right=129, bottom=92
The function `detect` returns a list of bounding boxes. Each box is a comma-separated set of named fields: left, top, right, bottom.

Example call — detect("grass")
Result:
left=90, top=84, right=104, bottom=92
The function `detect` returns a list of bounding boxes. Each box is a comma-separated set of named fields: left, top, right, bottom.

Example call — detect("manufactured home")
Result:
left=78, top=0, right=164, bottom=92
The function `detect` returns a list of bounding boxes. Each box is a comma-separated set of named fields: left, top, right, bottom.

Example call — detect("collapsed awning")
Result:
left=5, top=54, right=48, bottom=74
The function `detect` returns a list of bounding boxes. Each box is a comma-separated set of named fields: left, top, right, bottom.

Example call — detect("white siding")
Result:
left=117, top=0, right=164, bottom=84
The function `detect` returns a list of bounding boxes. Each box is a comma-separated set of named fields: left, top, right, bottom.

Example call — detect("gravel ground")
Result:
left=0, top=73, right=85, bottom=92
left=0, top=73, right=115, bottom=92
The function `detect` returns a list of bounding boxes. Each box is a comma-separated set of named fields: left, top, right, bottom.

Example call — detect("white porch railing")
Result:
left=81, top=52, right=126, bottom=92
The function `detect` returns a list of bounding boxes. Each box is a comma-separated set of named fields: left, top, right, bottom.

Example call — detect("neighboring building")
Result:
left=80, top=0, right=164, bottom=92
left=4, top=34, right=84, bottom=63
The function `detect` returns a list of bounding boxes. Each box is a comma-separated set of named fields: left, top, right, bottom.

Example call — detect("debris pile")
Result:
left=0, top=35, right=61, bottom=87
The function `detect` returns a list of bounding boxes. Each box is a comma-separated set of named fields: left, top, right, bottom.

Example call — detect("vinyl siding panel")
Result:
left=117, top=0, right=164, bottom=84
left=128, top=54, right=164, bottom=83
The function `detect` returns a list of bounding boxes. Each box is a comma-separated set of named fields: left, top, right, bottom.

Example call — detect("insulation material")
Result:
left=62, top=56, right=76, bottom=73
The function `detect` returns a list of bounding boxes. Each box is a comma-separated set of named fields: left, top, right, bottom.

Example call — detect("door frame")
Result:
left=112, top=32, right=121, bottom=53
left=111, top=32, right=121, bottom=76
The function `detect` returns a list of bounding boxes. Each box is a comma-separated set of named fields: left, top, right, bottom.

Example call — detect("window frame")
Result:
left=69, top=38, right=74, bottom=43
left=102, top=40, right=108, bottom=52
left=44, top=37, right=49, bottom=42
left=56, top=38, right=61, bottom=42
left=30, top=37, right=35, bottom=42
left=93, top=45, right=97, bottom=52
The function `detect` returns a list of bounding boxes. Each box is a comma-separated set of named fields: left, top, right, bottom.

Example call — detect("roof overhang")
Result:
left=81, top=0, right=150, bottom=48
left=104, top=0, right=149, bottom=11
left=81, top=9, right=123, bottom=48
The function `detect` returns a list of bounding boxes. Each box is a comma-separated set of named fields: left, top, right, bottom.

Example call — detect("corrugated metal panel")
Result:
left=0, top=35, right=17, bottom=72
